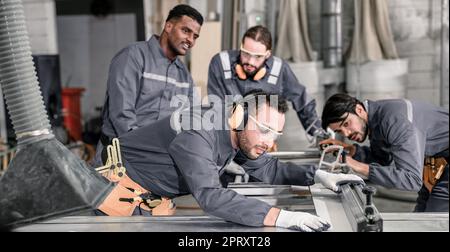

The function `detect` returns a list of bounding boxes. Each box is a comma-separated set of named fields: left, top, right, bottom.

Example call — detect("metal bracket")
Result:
left=304, top=118, right=335, bottom=145
left=318, top=145, right=349, bottom=173
left=95, top=138, right=126, bottom=181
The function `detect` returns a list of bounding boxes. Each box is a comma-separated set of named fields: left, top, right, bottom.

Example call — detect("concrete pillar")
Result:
left=23, top=0, right=58, bottom=54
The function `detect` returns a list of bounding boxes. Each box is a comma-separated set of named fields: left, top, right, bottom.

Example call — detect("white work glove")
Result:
left=314, top=169, right=365, bottom=192
left=224, top=161, right=249, bottom=183
left=275, top=210, right=331, bottom=232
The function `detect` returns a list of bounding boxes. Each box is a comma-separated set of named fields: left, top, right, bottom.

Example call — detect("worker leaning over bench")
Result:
left=320, top=94, right=449, bottom=212
left=207, top=25, right=328, bottom=180
left=93, top=4, right=203, bottom=166
left=97, top=91, right=364, bottom=232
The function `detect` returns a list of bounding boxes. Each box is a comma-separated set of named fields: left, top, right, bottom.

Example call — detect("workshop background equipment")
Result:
left=0, top=0, right=113, bottom=229
left=13, top=182, right=448, bottom=232
left=61, top=87, right=85, bottom=141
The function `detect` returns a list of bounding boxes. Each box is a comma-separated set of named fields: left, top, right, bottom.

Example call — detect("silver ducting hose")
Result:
left=0, top=0, right=114, bottom=229
left=0, top=0, right=53, bottom=147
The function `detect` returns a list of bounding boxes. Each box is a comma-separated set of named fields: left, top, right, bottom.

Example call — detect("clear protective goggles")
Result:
left=248, top=115, right=283, bottom=141
left=240, top=45, right=270, bottom=61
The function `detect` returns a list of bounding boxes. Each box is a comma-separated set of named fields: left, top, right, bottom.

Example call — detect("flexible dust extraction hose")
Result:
left=0, top=0, right=114, bottom=228
left=0, top=0, right=53, bottom=147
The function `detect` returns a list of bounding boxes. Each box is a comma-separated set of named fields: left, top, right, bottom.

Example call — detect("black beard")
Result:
left=237, top=132, right=255, bottom=159
left=244, top=67, right=257, bottom=78
left=362, top=122, right=369, bottom=141
left=359, top=117, right=369, bottom=142
left=168, top=39, right=183, bottom=56
left=239, top=59, right=264, bottom=78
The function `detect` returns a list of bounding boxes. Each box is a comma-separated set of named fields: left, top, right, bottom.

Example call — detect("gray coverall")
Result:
left=102, top=35, right=194, bottom=137
left=94, top=35, right=195, bottom=166
left=353, top=99, right=449, bottom=212
left=117, top=107, right=317, bottom=226
left=207, top=50, right=320, bottom=135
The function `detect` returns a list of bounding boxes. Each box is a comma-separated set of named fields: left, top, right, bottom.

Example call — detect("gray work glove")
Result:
left=224, top=161, right=249, bottom=183
left=275, top=210, right=331, bottom=232
left=314, top=169, right=365, bottom=192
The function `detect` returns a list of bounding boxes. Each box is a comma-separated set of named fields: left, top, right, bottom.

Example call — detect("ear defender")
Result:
left=235, top=64, right=247, bottom=80
left=253, top=67, right=267, bottom=81
left=228, top=102, right=249, bottom=132
left=235, top=64, right=267, bottom=81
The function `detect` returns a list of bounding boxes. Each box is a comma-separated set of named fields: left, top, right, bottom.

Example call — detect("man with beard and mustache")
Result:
left=207, top=26, right=324, bottom=140
left=320, top=94, right=449, bottom=212
left=207, top=26, right=326, bottom=181
left=94, top=5, right=203, bottom=166
left=103, top=91, right=363, bottom=231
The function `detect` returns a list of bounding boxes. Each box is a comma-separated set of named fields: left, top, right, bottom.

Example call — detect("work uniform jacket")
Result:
left=101, top=35, right=195, bottom=138
left=354, top=99, right=449, bottom=191
left=207, top=50, right=320, bottom=134
left=118, top=106, right=317, bottom=226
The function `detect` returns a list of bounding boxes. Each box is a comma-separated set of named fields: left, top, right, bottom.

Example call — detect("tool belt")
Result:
left=98, top=174, right=176, bottom=217
left=97, top=137, right=176, bottom=217
left=423, top=156, right=448, bottom=193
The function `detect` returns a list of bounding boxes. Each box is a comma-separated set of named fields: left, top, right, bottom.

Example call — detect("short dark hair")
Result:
left=166, top=4, right=204, bottom=26
left=243, top=90, right=288, bottom=115
left=321, top=94, right=365, bottom=129
left=242, top=26, right=272, bottom=51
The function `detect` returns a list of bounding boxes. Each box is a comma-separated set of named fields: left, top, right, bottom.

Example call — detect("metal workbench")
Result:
left=13, top=151, right=450, bottom=232
left=14, top=184, right=448, bottom=232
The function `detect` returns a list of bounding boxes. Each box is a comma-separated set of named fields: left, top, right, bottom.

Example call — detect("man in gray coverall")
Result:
left=94, top=5, right=203, bottom=165
left=207, top=25, right=325, bottom=139
left=320, top=94, right=449, bottom=212
left=207, top=25, right=326, bottom=180
left=114, top=92, right=363, bottom=231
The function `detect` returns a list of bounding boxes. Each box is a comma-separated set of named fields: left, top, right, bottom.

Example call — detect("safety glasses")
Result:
left=240, top=46, right=269, bottom=61
left=248, top=115, right=283, bottom=141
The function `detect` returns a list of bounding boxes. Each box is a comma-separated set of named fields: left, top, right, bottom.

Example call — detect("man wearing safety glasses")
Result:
left=111, top=91, right=363, bottom=231
left=207, top=26, right=327, bottom=181
left=207, top=26, right=325, bottom=142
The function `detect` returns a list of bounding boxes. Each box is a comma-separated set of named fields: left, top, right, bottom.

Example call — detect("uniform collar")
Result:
left=219, top=129, right=237, bottom=156
left=363, top=100, right=369, bottom=115
left=264, top=55, right=274, bottom=69
left=365, top=100, right=378, bottom=134
left=149, top=35, right=184, bottom=68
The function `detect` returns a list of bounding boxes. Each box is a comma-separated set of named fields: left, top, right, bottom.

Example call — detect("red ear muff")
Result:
left=235, top=64, right=267, bottom=81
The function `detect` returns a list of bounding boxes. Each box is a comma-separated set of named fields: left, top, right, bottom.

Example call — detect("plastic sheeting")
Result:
left=347, top=0, right=398, bottom=63
left=276, top=0, right=314, bottom=62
